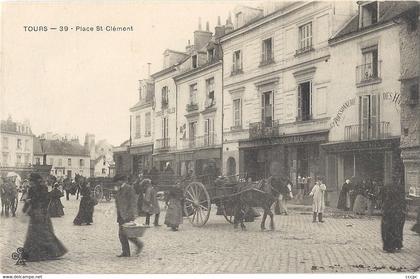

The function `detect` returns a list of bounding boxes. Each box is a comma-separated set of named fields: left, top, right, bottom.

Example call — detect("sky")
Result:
left=0, top=0, right=259, bottom=146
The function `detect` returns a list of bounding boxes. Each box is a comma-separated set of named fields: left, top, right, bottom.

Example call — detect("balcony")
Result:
left=356, top=61, right=382, bottom=85
left=155, top=138, right=170, bottom=151
left=295, top=45, right=314, bottom=56
left=186, top=103, right=199, bottom=112
left=249, top=120, right=280, bottom=139
left=180, top=132, right=219, bottom=149
left=344, top=122, right=390, bottom=141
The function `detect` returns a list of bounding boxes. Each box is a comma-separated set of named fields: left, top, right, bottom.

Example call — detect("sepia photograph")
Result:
left=0, top=0, right=419, bottom=278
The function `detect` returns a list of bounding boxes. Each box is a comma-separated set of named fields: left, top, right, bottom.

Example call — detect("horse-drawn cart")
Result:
left=89, top=177, right=118, bottom=201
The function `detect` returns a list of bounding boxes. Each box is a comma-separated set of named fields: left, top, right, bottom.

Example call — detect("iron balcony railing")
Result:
left=344, top=122, right=390, bottom=141
left=249, top=120, right=280, bottom=139
left=180, top=132, right=219, bottom=149
left=155, top=138, right=170, bottom=150
left=356, top=61, right=382, bottom=84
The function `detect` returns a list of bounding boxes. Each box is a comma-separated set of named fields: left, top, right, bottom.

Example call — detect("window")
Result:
left=192, top=55, right=198, bottom=68
left=204, top=118, right=215, bottom=146
left=261, top=38, right=274, bottom=64
left=161, top=86, right=169, bottom=108
left=135, top=115, right=141, bottom=138
left=298, top=22, right=313, bottom=52
left=2, top=137, right=8, bottom=150
left=232, top=50, right=242, bottom=74
left=360, top=1, right=378, bottom=28
left=49, top=158, right=54, bottom=165
left=80, top=159, right=84, bottom=167
left=261, top=91, right=273, bottom=127
left=17, top=155, right=22, bottom=164
left=2, top=153, right=8, bottom=165
left=102, top=168, right=107, bottom=174
left=207, top=48, right=215, bottom=62
left=103, top=160, right=106, bottom=166
left=24, top=139, right=30, bottom=151
left=189, top=83, right=197, bottom=104
left=206, top=78, right=215, bottom=108
left=162, top=117, right=169, bottom=139
left=68, top=158, right=72, bottom=166
left=297, top=81, right=312, bottom=121
left=359, top=95, right=380, bottom=140
left=189, top=121, right=197, bottom=147
left=58, top=158, right=62, bottom=166
left=145, top=112, right=151, bottom=136
left=233, top=99, right=242, bottom=128
left=17, top=139, right=22, bottom=149
left=359, top=46, right=379, bottom=82
left=24, top=154, right=30, bottom=165
left=35, top=157, right=40, bottom=165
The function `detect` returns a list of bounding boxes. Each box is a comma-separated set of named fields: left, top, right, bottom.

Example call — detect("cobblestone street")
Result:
left=1, top=198, right=419, bottom=274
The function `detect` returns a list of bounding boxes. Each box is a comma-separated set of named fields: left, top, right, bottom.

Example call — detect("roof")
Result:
left=150, top=64, right=178, bottom=79
left=330, top=1, right=419, bottom=42
left=91, top=155, right=105, bottom=166
left=34, top=138, right=90, bottom=156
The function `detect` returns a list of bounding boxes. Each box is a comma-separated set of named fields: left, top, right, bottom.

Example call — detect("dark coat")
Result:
left=115, top=183, right=137, bottom=224
left=337, top=182, right=352, bottom=210
left=48, top=188, right=64, bottom=217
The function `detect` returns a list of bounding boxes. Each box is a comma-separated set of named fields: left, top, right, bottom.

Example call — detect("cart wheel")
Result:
left=104, top=191, right=112, bottom=201
left=220, top=200, right=234, bottom=224
left=184, top=182, right=210, bottom=227
left=94, top=185, right=103, bottom=201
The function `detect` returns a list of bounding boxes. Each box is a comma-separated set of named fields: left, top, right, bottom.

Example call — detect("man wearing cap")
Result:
left=114, top=175, right=143, bottom=257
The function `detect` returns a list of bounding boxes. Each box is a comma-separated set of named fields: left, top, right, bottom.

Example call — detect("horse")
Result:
left=0, top=179, right=19, bottom=217
left=233, top=175, right=290, bottom=231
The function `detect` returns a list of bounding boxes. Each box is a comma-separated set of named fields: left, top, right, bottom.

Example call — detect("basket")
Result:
left=122, top=224, right=147, bottom=238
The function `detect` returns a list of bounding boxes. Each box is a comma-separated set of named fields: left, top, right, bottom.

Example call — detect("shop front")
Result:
left=322, top=137, right=403, bottom=194
left=129, top=144, right=153, bottom=175
left=153, top=152, right=176, bottom=172
left=239, top=131, right=329, bottom=185
left=176, top=148, right=222, bottom=178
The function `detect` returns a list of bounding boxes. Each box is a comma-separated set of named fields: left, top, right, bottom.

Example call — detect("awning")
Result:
left=239, top=131, right=329, bottom=149
left=321, top=137, right=400, bottom=153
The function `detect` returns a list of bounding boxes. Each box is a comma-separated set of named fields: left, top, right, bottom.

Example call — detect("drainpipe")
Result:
left=174, top=76, right=178, bottom=175
left=220, top=43, right=224, bottom=175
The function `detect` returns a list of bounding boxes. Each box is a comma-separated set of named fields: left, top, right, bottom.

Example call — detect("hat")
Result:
left=29, top=173, right=42, bottom=182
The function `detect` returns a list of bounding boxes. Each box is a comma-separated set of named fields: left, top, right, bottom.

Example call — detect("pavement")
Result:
left=0, top=196, right=419, bottom=274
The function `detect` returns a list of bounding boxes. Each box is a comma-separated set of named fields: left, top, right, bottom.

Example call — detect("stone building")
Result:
left=33, top=137, right=91, bottom=178
left=128, top=76, right=155, bottom=175
left=113, top=139, right=131, bottom=177
left=173, top=18, right=227, bottom=177
left=324, top=1, right=417, bottom=200
left=398, top=3, right=420, bottom=194
left=0, top=117, right=34, bottom=177
left=220, top=2, right=356, bottom=184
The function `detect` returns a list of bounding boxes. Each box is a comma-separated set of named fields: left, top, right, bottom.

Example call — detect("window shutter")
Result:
left=297, top=85, right=302, bottom=120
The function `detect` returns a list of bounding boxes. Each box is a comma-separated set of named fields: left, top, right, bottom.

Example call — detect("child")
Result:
left=164, top=185, right=183, bottom=231
left=309, top=178, right=327, bottom=223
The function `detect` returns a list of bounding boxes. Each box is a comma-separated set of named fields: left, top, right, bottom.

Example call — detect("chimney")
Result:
left=225, top=13, right=234, bottom=34
left=214, top=16, right=225, bottom=39
left=194, top=18, right=212, bottom=50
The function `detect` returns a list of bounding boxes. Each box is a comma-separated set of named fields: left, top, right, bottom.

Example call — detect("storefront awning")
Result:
left=321, top=137, right=400, bottom=153
left=129, top=144, right=153, bottom=155
left=239, top=130, right=329, bottom=149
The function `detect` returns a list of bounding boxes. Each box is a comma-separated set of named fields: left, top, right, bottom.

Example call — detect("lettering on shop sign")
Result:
left=329, top=98, right=356, bottom=129
left=382, top=91, right=401, bottom=113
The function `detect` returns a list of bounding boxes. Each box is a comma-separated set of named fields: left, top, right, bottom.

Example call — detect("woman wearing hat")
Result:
left=48, top=183, right=65, bottom=217
left=22, top=173, right=67, bottom=262
left=73, top=179, right=96, bottom=225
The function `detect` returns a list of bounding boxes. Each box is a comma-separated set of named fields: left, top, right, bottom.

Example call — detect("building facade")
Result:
left=0, top=117, right=34, bottom=177
left=324, top=2, right=415, bottom=198
left=33, top=137, right=91, bottom=179
left=129, top=78, right=155, bottom=175
left=220, top=2, right=356, bottom=186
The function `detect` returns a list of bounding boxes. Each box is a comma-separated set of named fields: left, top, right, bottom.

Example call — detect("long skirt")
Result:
left=353, top=195, right=368, bottom=214
left=73, top=197, right=94, bottom=225
left=164, top=198, right=183, bottom=228
left=381, top=212, right=405, bottom=251
left=48, top=199, right=64, bottom=217
left=23, top=209, right=67, bottom=262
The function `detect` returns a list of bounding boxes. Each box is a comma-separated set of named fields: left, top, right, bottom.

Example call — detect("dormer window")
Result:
left=207, top=48, right=215, bottom=62
left=360, top=1, right=378, bottom=28
left=192, top=55, right=198, bottom=68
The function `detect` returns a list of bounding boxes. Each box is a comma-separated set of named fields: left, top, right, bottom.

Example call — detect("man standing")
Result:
left=115, top=175, right=143, bottom=257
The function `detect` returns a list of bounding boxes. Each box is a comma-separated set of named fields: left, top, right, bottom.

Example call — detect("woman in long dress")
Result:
left=337, top=179, right=352, bottom=211
left=164, top=185, right=183, bottom=231
left=22, top=173, right=67, bottom=262
left=73, top=182, right=96, bottom=225
left=353, top=180, right=368, bottom=215
left=48, top=183, right=65, bottom=217
left=381, top=183, right=406, bottom=252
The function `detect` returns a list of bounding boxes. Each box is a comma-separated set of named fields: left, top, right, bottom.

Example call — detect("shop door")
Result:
left=296, top=145, right=309, bottom=177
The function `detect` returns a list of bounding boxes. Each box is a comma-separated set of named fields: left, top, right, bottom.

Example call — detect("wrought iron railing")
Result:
left=249, top=120, right=280, bottom=139
left=155, top=138, right=170, bottom=150
left=356, top=61, right=382, bottom=84
left=344, top=122, right=390, bottom=141
left=179, top=132, right=219, bottom=149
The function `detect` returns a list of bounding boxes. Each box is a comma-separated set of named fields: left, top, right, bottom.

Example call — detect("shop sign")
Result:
left=239, top=132, right=328, bottom=148
left=322, top=138, right=399, bottom=153
left=329, top=98, right=356, bottom=129
left=129, top=145, right=153, bottom=155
